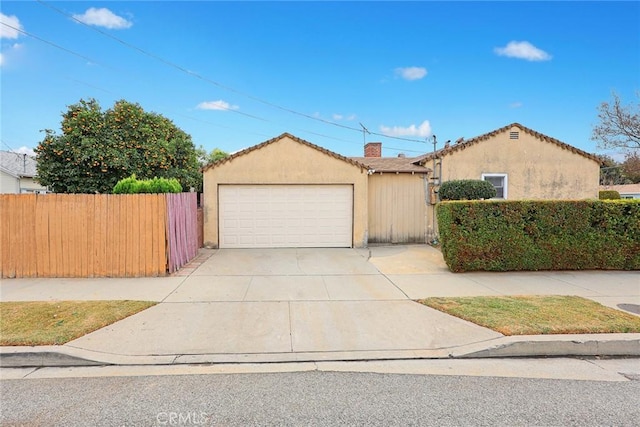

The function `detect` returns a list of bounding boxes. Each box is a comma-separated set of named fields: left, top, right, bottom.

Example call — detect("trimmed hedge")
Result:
left=599, top=190, right=621, bottom=200
left=439, top=179, right=497, bottom=201
left=113, top=175, right=182, bottom=194
left=437, top=200, right=640, bottom=272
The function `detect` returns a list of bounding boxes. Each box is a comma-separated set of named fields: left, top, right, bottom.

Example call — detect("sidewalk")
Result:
left=1, top=246, right=639, bottom=367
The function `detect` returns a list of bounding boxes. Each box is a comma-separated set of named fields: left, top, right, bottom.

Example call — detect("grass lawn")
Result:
left=0, top=300, right=157, bottom=346
left=420, top=295, right=640, bottom=336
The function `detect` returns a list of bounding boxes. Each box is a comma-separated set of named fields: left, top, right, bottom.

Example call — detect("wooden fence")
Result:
left=0, top=193, right=199, bottom=278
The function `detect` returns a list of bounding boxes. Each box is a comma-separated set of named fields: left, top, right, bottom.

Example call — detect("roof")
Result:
left=349, top=156, right=431, bottom=173
left=600, top=183, right=640, bottom=195
left=0, top=150, right=38, bottom=178
left=201, top=132, right=368, bottom=172
left=417, top=123, right=601, bottom=164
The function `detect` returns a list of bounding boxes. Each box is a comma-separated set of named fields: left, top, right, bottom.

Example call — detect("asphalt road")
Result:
left=2, top=369, right=639, bottom=426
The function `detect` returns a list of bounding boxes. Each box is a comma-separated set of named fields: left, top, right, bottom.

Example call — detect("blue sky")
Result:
left=1, top=1, right=639, bottom=159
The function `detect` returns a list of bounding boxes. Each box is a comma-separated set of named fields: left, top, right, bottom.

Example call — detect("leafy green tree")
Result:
left=207, top=148, right=229, bottom=164
left=196, top=146, right=229, bottom=166
left=35, top=99, right=201, bottom=193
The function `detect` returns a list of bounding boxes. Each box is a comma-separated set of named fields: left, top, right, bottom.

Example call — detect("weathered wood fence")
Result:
left=0, top=193, right=199, bottom=278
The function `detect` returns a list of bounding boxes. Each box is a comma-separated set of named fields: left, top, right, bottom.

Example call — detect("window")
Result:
left=481, top=173, right=508, bottom=199
left=509, top=131, right=519, bottom=140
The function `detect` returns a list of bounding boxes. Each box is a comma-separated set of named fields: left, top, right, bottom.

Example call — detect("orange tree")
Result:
left=35, top=99, right=201, bottom=193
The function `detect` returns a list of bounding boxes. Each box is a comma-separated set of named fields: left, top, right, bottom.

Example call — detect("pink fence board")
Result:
left=166, top=192, right=199, bottom=274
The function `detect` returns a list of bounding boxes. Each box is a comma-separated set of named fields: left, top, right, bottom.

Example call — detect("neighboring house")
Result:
left=201, top=123, right=600, bottom=248
left=0, top=150, right=48, bottom=194
left=600, top=183, right=640, bottom=199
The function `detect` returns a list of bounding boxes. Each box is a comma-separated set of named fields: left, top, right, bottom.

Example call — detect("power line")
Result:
left=1, top=21, right=363, bottom=150
left=35, top=0, right=431, bottom=145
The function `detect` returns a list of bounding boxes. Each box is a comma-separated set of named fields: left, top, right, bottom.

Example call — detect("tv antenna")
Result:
left=359, top=122, right=370, bottom=146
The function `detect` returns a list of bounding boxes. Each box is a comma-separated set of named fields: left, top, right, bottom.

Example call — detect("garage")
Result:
left=202, top=133, right=369, bottom=248
left=219, top=184, right=353, bottom=248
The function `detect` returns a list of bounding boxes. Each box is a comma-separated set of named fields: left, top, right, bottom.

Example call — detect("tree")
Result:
left=196, top=146, right=229, bottom=166
left=207, top=148, right=229, bottom=164
left=591, top=92, right=640, bottom=150
left=597, top=154, right=630, bottom=185
left=621, top=151, right=640, bottom=183
left=35, top=99, right=201, bottom=193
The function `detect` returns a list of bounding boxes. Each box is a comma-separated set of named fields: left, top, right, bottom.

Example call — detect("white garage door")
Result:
left=219, top=185, right=353, bottom=248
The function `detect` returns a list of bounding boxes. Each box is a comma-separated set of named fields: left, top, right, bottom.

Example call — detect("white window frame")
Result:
left=481, top=173, right=508, bottom=199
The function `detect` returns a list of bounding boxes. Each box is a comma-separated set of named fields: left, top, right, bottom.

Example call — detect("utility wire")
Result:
left=35, top=0, right=431, bottom=144
left=2, top=21, right=364, bottom=149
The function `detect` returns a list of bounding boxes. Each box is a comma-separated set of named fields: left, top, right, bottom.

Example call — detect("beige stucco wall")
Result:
left=439, top=126, right=600, bottom=200
left=203, top=136, right=369, bottom=248
left=426, top=126, right=601, bottom=240
left=368, top=173, right=429, bottom=244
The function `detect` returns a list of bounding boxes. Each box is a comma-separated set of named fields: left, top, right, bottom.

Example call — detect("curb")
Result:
left=2, top=334, right=639, bottom=368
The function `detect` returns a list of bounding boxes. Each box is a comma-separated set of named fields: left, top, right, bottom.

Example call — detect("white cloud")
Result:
left=494, top=41, right=552, bottom=61
left=395, top=66, right=427, bottom=81
left=0, top=13, right=23, bottom=39
left=380, top=120, right=432, bottom=137
left=14, top=146, right=36, bottom=156
left=0, top=43, right=24, bottom=68
left=72, top=8, right=132, bottom=29
left=196, top=100, right=239, bottom=111
left=510, top=101, right=523, bottom=108
left=331, top=113, right=356, bottom=121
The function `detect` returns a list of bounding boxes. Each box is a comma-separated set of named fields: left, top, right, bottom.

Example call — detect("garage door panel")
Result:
left=219, top=185, right=353, bottom=248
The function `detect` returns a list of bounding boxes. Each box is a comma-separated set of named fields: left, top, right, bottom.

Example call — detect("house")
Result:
left=202, top=133, right=370, bottom=248
left=600, top=183, right=640, bottom=199
left=416, top=123, right=601, bottom=239
left=201, top=123, right=600, bottom=248
left=0, top=150, right=48, bottom=194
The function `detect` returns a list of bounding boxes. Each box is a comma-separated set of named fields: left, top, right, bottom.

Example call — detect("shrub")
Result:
left=437, top=200, right=640, bottom=272
left=112, top=175, right=138, bottom=194
left=599, top=190, right=621, bottom=200
left=112, top=175, right=182, bottom=194
left=439, top=179, right=496, bottom=201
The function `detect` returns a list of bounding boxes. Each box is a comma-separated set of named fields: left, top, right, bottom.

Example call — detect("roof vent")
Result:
left=510, top=131, right=520, bottom=140
left=397, top=153, right=406, bottom=158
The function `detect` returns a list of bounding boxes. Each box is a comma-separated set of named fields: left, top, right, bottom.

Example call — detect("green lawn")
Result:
left=420, top=295, right=640, bottom=335
left=0, top=300, right=157, bottom=346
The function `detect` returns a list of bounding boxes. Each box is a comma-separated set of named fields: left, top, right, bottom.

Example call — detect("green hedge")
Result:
left=437, top=200, right=640, bottom=272
left=439, top=179, right=496, bottom=201
left=113, top=175, right=182, bottom=194
left=599, top=190, right=621, bottom=200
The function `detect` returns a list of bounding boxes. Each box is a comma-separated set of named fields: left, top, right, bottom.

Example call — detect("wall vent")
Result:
left=509, top=131, right=520, bottom=140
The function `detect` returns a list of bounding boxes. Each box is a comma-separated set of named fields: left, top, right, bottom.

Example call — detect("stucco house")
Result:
left=600, top=183, right=640, bottom=199
left=202, top=133, right=370, bottom=248
left=0, top=151, right=48, bottom=194
left=416, top=123, right=602, bottom=239
left=202, top=123, right=600, bottom=248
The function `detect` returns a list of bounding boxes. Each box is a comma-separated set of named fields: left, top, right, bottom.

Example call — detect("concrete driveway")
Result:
left=5, top=245, right=637, bottom=363
left=63, top=247, right=503, bottom=359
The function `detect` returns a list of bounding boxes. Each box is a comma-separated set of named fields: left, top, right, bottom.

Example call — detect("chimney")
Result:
left=364, top=142, right=382, bottom=158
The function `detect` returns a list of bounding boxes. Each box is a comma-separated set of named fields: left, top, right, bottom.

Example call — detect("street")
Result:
left=2, top=358, right=639, bottom=426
